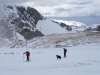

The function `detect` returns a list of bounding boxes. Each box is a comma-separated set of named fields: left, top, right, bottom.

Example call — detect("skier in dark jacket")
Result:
left=23, top=51, right=30, bottom=61
left=63, top=48, right=67, bottom=58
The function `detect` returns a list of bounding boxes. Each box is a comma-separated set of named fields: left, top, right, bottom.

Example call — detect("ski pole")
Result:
left=23, top=54, right=24, bottom=59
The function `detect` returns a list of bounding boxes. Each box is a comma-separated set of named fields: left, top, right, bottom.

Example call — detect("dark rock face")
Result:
left=60, top=23, right=72, bottom=31
left=20, top=28, right=44, bottom=40
left=16, top=6, right=43, bottom=27
left=85, top=25, right=100, bottom=32
left=7, top=5, right=44, bottom=40
left=97, top=25, right=100, bottom=31
left=10, top=17, right=44, bottom=40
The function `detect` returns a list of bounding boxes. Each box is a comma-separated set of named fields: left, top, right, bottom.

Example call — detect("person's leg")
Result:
left=65, top=55, right=66, bottom=58
left=64, top=53, right=66, bottom=58
left=27, top=55, right=29, bottom=61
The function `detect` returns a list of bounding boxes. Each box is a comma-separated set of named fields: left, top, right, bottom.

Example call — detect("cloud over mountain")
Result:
left=0, top=0, right=100, bottom=17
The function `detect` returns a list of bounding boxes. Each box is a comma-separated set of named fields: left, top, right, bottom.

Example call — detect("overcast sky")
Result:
left=0, top=0, right=100, bottom=17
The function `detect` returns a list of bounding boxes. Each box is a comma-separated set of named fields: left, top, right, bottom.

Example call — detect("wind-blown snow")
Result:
left=36, top=19, right=66, bottom=35
left=0, top=45, right=100, bottom=75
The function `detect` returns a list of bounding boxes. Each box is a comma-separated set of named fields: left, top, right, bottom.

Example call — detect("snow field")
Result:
left=0, top=45, right=100, bottom=75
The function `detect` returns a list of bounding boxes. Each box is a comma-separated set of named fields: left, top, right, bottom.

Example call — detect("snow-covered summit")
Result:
left=52, top=19, right=87, bottom=31
left=52, top=19, right=86, bottom=26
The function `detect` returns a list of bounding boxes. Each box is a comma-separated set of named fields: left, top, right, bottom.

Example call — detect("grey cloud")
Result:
left=0, top=0, right=100, bottom=17
left=56, top=8, right=67, bottom=12
left=0, top=0, right=61, bottom=6
left=0, top=0, right=29, bottom=4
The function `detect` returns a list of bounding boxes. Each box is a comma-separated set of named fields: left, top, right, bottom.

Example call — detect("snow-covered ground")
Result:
left=0, top=45, right=100, bottom=75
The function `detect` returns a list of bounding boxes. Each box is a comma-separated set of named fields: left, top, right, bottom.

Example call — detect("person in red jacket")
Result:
left=23, top=51, right=30, bottom=61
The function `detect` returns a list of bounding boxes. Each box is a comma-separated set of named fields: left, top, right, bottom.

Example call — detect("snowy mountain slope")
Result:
left=36, top=19, right=66, bottom=35
left=52, top=19, right=87, bottom=31
left=0, top=5, right=43, bottom=40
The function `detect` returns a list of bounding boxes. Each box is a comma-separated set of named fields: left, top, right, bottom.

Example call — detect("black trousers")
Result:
left=27, top=55, right=30, bottom=61
left=64, top=53, right=66, bottom=57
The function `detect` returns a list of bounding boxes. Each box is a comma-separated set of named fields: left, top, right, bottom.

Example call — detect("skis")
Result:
left=23, top=60, right=31, bottom=62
